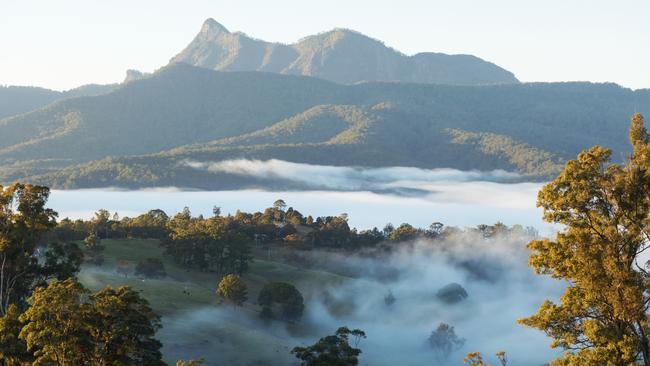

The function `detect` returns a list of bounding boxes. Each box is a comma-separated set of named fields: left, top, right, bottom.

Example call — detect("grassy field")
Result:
left=77, top=238, right=350, bottom=365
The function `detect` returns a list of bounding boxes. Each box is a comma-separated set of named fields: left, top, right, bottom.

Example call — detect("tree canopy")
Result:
left=216, top=274, right=248, bottom=307
left=257, top=282, right=304, bottom=321
left=19, top=278, right=164, bottom=366
left=519, top=114, right=650, bottom=365
left=292, top=327, right=366, bottom=366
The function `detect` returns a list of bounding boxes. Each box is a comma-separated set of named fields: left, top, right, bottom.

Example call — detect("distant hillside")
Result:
left=170, top=18, right=518, bottom=86
left=0, top=83, right=118, bottom=119
left=0, top=63, right=647, bottom=189
left=0, top=86, right=62, bottom=119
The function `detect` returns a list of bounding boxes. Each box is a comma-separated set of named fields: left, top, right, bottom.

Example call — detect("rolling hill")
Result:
left=0, top=83, right=118, bottom=119
left=170, top=18, right=519, bottom=86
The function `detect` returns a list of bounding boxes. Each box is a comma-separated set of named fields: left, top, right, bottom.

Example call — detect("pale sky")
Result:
left=0, top=0, right=648, bottom=91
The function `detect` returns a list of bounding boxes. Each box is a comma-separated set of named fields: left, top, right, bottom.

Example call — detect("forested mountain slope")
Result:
left=0, top=84, right=118, bottom=119
left=0, top=63, right=647, bottom=189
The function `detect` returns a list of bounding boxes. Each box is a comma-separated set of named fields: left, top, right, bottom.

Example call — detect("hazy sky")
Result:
left=1, top=0, right=648, bottom=91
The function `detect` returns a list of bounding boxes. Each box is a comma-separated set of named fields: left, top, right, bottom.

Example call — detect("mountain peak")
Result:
left=171, top=19, right=519, bottom=85
left=201, top=18, right=229, bottom=35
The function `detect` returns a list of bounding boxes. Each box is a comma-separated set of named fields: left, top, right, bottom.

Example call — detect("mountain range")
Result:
left=0, top=19, right=648, bottom=189
left=171, top=18, right=518, bottom=86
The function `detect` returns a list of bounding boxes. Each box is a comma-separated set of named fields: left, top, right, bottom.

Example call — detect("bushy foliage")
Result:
left=162, top=209, right=253, bottom=274
left=135, top=258, right=166, bottom=278
left=216, top=274, right=248, bottom=307
left=84, top=231, right=105, bottom=265
left=258, top=282, right=305, bottom=321
left=436, top=283, right=469, bottom=304
left=19, top=278, right=164, bottom=365
left=520, top=114, right=650, bottom=365
left=292, top=326, right=366, bottom=366
left=0, top=183, right=81, bottom=316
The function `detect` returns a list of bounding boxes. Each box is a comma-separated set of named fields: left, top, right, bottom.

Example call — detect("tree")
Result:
left=19, top=278, right=94, bottom=365
left=519, top=114, right=650, bottom=365
left=428, top=323, right=465, bottom=361
left=41, top=241, right=84, bottom=280
left=18, top=278, right=164, bottom=366
left=89, top=286, right=164, bottom=365
left=464, top=352, right=508, bottom=366
left=163, top=212, right=253, bottom=274
left=0, top=183, right=63, bottom=316
left=116, top=260, right=134, bottom=278
left=387, top=223, right=421, bottom=242
left=436, top=283, right=469, bottom=304
left=92, top=209, right=112, bottom=238
left=383, top=290, right=396, bottom=307
left=273, top=199, right=287, bottom=211
left=135, top=258, right=166, bottom=278
left=216, top=274, right=248, bottom=307
left=176, top=359, right=204, bottom=366
left=427, top=222, right=444, bottom=237
left=258, top=282, right=304, bottom=321
left=292, top=327, right=366, bottom=366
left=84, top=231, right=105, bottom=265
left=0, top=304, right=31, bottom=365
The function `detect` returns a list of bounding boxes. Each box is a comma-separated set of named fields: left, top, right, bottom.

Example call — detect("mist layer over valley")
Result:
left=47, top=160, right=547, bottom=231
left=153, top=235, right=563, bottom=366
left=51, top=162, right=561, bottom=365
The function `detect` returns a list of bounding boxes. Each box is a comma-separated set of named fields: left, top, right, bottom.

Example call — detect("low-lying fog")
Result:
left=158, top=233, right=563, bottom=366
left=48, top=159, right=552, bottom=233
left=53, top=160, right=562, bottom=365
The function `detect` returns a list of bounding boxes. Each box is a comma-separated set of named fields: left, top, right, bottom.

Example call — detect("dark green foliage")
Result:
left=0, top=183, right=80, bottom=316
left=163, top=210, right=253, bottom=274
left=292, top=326, right=366, bottom=366
left=436, top=283, right=469, bottom=304
left=119, top=209, right=169, bottom=239
left=42, top=241, right=84, bottom=280
left=257, top=282, right=305, bottom=321
left=89, top=285, right=164, bottom=365
left=135, top=258, right=166, bottom=278
left=55, top=217, right=94, bottom=241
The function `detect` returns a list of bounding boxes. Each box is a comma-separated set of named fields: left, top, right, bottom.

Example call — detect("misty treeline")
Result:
left=53, top=199, right=536, bottom=276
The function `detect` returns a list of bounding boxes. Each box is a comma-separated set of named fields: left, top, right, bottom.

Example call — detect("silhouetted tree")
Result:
left=292, top=327, right=366, bottom=366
